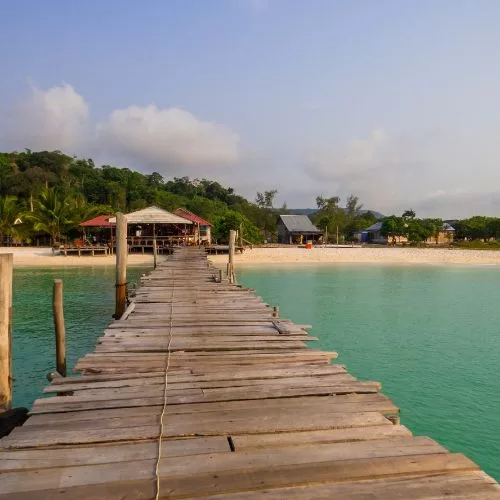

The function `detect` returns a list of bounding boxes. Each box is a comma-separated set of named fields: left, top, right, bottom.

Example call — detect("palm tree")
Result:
left=0, top=196, right=21, bottom=244
left=24, top=188, right=74, bottom=245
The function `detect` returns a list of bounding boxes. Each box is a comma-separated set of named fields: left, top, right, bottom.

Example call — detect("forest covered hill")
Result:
left=0, top=150, right=379, bottom=245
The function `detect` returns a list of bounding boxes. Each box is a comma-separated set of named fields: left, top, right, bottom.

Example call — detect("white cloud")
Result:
left=10, top=84, right=89, bottom=152
left=5, top=85, right=240, bottom=173
left=96, top=105, right=240, bottom=170
left=303, top=129, right=437, bottom=214
left=306, top=128, right=406, bottom=183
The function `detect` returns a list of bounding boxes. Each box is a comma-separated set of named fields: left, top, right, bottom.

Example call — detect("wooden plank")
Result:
left=200, top=472, right=500, bottom=500
left=0, top=448, right=472, bottom=496
left=4, top=412, right=394, bottom=447
left=230, top=425, right=413, bottom=450
left=45, top=372, right=356, bottom=394
left=158, top=453, right=479, bottom=498
left=44, top=365, right=349, bottom=393
left=26, top=393, right=397, bottom=424
left=0, top=437, right=230, bottom=471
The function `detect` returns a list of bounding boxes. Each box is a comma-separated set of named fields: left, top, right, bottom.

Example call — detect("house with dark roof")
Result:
left=277, top=215, right=323, bottom=244
left=361, top=221, right=455, bottom=245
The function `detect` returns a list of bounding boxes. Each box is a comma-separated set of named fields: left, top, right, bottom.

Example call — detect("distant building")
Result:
left=426, top=223, right=455, bottom=245
left=276, top=215, right=322, bottom=244
left=363, top=222, right=388, bottom=244
left=363, top=221, right=455, bottom=245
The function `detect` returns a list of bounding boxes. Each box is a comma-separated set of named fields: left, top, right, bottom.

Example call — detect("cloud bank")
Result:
left=97, top=106, right=239, bottom=168
left=6, top=84, right=240, bottom=174
left=10, top=84, right=89, bottom=152
left=304, top=129, right=443, bottom=215
left=306, top=129, right=405, bottom=183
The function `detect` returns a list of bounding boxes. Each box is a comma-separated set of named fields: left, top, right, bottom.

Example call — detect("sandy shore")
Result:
left=5, top=246, right=500, bottom=268
left=0, top=247, right=160, bottom=268
left=208, top=246, right=500, bottom=266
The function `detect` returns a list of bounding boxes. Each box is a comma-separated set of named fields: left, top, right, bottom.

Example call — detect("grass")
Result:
left=452, top=240, right=500, bottom=250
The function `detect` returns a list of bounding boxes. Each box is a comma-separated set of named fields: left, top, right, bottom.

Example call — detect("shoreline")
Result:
left=208, top=246, right=500, bottom=266
left=4, top=246, right=500, bottom=268
left=0, top=247, right=160, bottom=268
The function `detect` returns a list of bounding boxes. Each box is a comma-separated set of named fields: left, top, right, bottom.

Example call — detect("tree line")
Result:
left=0, top=150, right=381, bottom=246
left=0, top=150, right=271, bottom=245
left=310, top=195, right=379, bottom=242
left=2, top=150, right=499, bottom=247
left=380, top=210, right=448, bottom=245
left=380, top=211, right=500, bottom=246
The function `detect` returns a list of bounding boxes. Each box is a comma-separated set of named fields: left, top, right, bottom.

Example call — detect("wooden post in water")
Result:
left=273, top=305, right=280, bottom=318
left=228, top=230, right=236, bottom=284
left=0, top=254, right=13, bottom=411
left=52, top=280, right=66, bottom=377
left=115, top=212, right=128, bottom=319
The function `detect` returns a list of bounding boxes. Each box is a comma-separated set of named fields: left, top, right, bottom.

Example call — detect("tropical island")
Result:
left=1, top=149, right=500, bottom=266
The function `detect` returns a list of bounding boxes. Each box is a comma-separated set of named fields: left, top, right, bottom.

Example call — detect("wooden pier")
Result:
left=1, top=248, right=499, bottom=498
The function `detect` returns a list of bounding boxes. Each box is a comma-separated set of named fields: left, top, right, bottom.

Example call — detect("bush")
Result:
left=212, top=210, right=263, bottom=244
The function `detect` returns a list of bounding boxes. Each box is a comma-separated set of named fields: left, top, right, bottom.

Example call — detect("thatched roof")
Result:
left=109, top=206, right=192, bottom=225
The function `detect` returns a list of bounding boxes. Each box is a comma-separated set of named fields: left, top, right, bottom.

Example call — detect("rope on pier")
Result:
left=154, top=268, right=175, bottom=500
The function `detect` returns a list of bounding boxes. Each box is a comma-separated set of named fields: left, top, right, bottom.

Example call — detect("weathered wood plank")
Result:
left=0, top=437, right=230, bottom=471
left=200, top=472, right=500, bottom=500
left=158, top=453, right=479, bottom=498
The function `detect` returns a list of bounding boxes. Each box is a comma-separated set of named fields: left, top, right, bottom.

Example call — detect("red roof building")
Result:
left=79, top=215, right=115, bottom=227
left=174, top=208, right=212, bottom=243
left=173, top=208, right=212, bottom=227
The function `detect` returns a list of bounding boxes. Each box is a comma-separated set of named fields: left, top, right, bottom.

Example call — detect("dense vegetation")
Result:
left=310, top=195, right=378, bottom=242
left=380, top=210, right=500, bottom=246
left=2, top=150, right=500, bottom=247
left=380, top=210, right=447, bottom=245
left=0, top=150, right=278, bottom=245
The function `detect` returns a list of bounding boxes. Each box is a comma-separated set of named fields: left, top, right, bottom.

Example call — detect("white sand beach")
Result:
left=4, top=245, right=500, bottom=268
left=0, top=247, right=161, bottom=268
left=208, top=246, right=500, bottom=266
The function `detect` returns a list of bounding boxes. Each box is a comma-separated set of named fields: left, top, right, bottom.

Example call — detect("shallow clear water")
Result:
left=12, top=266, right=148, bottom=408
left=238, top=264, right=500, bottom=481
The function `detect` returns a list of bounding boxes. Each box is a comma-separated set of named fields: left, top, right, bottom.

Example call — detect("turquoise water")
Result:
left=238, top=264, right=500, bottom=481
left=12, top=266, right=148, bottom=408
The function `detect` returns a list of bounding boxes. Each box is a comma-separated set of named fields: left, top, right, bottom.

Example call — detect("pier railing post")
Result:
left=228, top=230, right=236, bottom=284
left=153, top=238, right=157, bottom=270
left=52, top=279, right=66, bottom=377
left=0, top=254, right=13, bottom=411
left=115, top=212, right=128, bottom=319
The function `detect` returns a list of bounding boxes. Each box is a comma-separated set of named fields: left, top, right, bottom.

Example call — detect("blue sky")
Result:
left=1, top=0, right=500, bottom=217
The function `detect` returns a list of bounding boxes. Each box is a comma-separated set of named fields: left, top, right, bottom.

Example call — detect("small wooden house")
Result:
left=277, top=215, right=322, bottom=244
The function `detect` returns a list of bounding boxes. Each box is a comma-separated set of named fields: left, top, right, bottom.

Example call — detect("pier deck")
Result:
left=1, top=248, right=499, bottom=498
